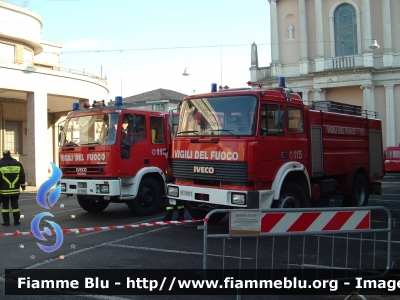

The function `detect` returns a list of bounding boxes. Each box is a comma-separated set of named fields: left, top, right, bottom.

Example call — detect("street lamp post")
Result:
left=220, top=44, right=222, bottom=88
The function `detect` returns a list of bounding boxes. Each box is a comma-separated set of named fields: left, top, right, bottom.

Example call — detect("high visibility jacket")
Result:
left=0, top=156, right=26, bottom=195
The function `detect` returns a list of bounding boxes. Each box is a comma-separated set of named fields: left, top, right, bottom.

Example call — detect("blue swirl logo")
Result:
left=31, top=212, right=63, bottom=252
left=31, top=162, right=64, bottom=253
left=37, top=163, right=62, bottom=209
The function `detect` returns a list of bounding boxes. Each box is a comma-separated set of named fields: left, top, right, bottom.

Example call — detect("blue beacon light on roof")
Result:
left=279, top=77, right=286, bottom=88
left=115, top=96, right=123, bottom=106
left=72, top=103, right=80, bottom=111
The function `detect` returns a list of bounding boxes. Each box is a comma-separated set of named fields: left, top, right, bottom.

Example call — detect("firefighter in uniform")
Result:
left=164, top=200, right=185, bottom=221
left=0, top=150, right=26, bottom=226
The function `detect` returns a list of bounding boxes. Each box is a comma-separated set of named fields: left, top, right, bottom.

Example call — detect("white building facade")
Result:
left=251, top=0, right=400, bottom=149
left=0, top=1, right=109, bottom=186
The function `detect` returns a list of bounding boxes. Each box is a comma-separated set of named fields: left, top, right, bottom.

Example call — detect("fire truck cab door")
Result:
left=286, top=106, right=307, bottom=164
left=119, top=113, right=149, bottom=175
left=259, top=103, right=288, bottom=181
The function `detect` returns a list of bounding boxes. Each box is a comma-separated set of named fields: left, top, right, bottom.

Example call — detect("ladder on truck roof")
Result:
left=311, top=101, right=379, bottom=119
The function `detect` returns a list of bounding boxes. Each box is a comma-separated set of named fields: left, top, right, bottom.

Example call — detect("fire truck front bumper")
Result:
left=60, top=179, right=121, bottom=197
left=166, top=184, right=275, bottom=209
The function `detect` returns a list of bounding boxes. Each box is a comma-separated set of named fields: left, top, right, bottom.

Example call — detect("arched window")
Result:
left=334, top=4, right=358, bottom=56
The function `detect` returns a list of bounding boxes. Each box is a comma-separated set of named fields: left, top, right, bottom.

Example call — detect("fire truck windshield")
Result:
left=61, top=113, right=119, bottom=146
left=177, top=96, right=257, bottom=136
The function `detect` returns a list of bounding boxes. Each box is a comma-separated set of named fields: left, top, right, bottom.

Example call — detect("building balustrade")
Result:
left=0, top=57, right=107, bottom=83
left=327, top=55, right=363, bottom=69
left=252, top=54, right=371, bottom=81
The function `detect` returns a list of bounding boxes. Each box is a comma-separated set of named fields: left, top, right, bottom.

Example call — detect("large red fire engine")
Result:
left=166, top=78, right=384, bottom=221
left=59, top=97, right=178, bottom=215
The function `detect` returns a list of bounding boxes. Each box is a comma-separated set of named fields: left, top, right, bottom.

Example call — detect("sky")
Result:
left=7, top=0, right=271, bottom=99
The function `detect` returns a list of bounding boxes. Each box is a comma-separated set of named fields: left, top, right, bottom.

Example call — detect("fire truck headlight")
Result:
left=231, top=193, right=246, bottom=205
left=60, top=183, right=66, bottom=192
left=100, top=184, right=109, bottom=193
left=167, top=186, right=179, bottom=197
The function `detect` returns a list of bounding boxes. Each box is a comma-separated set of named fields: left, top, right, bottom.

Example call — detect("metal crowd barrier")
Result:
left=200, top=206, right=392, bottom=281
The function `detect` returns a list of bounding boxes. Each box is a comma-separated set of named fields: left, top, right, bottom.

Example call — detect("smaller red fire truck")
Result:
left=59, top=97, right=178, bottom=215
left=166, top=78, right=384, bottom=221
left=384, top=146, right=400, bottom=174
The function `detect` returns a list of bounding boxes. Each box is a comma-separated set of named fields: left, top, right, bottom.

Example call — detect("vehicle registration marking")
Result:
left=180, top=190, right=193, bottom=197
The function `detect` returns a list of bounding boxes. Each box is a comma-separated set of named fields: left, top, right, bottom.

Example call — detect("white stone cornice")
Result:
left=360, top=85, right=374, bottom=90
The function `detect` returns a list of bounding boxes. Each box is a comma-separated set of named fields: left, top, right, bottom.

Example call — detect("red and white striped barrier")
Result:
left=261, top=210, right=370, bottom=233
left=0, top=219, right=203, bottom=237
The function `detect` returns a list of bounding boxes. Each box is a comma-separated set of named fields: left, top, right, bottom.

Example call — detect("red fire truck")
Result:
left=59, top=97, right=178, bottom=215
left=384, top=146, right=400, bottom=174
left=166, top=78, right=384, bottom=221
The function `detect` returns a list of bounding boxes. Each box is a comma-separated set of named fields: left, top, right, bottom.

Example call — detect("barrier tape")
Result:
left=0, top=219, right=203, bottom=237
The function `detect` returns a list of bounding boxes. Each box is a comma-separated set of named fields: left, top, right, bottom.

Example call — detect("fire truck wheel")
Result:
left=278, top=181, right=309, bottom=208
left=127, top=177, right=162, bottom=216
left=345, top=174, right=369, bottom=207
left=186, top=205, right=226, bottom=223
left=77, top=196, right=110, bottom=212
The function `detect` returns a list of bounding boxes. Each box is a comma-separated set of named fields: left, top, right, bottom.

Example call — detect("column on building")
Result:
left=360, top=85, right=375, bottom=113
left=250, top=42, right=259, bottom=82
left=299, top=0, right=309, bottom=74
left=362, top=0, right=373, bottom=67
left=26, top=90, right=49, bottom=187
left=382, top=0, right=393, bottom=67
left=385, top=83, right=395, bottom=147
left=313, top=89, right=326, bottom=101
left=269, top=0, right=281, bottom=76
left=315, top=0, right=325, bottom=71
left=299, top=89, right=311, bottom=105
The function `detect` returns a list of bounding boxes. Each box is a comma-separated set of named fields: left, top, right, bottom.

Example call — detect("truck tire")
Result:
left=345, top=174, right=369, bottom=207
left=278, top=181, right=309, bottom=208
left=77, top=196, right=110, bottom=212
left=187, top=204, right=226, bottom=223
left=127, top=177, right=162, bottom=216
